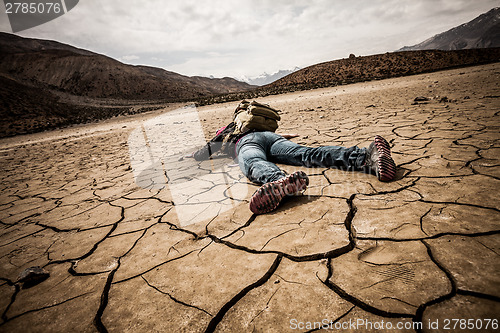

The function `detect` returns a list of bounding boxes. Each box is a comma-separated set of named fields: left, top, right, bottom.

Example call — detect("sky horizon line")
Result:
left=0, top=1, right=497, bottom=78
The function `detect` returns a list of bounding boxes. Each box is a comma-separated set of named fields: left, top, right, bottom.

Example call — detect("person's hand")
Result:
left=178, top=152, right=195, bottom=161
left=279, top=133, right=300, bottom=139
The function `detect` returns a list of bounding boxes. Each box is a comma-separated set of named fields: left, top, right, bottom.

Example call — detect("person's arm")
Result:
left=187, top=123, right=235, bottom=161
left=192, top=141, right=223, bottom=160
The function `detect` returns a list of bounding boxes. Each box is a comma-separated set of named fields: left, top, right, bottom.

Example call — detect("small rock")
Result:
left=18, top=266, right=49, bottom=288
left=414, top=96, right=430, bottom=102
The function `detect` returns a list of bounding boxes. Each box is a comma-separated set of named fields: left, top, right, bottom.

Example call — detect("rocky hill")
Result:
left=263, top=49, right=500, bottom=93
left=0, top=33, right=254, bottom=101
left=2, top=34, right=500, bottom=137
left=0, top=32, right=256, bottom=137
left=399, top=7, right=500, bottom=51
left=0, top=74, right=145, bottom=137
left=197, top=48, right=500, bottom=105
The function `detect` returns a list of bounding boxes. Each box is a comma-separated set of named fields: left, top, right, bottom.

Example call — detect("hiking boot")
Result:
left=365, top=135, right=396, bottom=182
left=249, top=171, right=309, bottom=214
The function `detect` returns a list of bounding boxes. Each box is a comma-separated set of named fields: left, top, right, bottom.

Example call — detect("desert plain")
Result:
left=0, top=62, right=499, bottom=332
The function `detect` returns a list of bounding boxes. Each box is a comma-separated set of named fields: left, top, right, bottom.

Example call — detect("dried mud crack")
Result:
left=0, top=63, right=499, bottom=331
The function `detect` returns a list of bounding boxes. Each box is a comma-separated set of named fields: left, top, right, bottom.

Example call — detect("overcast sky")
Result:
left=0, top=0, right=498, bottom=78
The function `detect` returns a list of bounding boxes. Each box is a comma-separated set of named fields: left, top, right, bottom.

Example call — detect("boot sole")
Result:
left=374, top=135, right=396, bottom=182
left=249, top=171, right=309, bottom=214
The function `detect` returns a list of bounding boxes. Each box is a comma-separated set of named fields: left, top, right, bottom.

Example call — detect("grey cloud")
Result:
left=1, top=0, right=497, bottom=77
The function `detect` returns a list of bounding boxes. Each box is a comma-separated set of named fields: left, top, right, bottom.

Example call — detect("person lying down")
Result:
left=188, top=100, right=396, bottom=214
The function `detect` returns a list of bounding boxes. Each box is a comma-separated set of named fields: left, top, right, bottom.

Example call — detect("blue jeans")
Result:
left=236, top=131, right=367, bottom=184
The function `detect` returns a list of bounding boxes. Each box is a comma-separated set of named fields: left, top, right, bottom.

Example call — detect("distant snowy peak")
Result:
left=238, top=67, right=301, bottom=86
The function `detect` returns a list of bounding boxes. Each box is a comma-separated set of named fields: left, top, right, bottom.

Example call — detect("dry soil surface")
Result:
left=0, top=63, right=499, bottom=332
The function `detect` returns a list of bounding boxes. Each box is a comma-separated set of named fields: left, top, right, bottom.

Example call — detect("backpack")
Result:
left=195, top=100, right=280, bottom=159
left=231, top=100, right=281, bottom=136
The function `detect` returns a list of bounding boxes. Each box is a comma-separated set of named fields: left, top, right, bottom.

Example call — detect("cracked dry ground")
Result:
left=1, top=63, right=499, bottom=332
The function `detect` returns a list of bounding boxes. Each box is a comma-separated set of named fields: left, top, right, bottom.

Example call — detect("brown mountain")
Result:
left=0, top=32, right=254, bottom=101
left=399, top=7, right=500, bottom=51
left=0, top=32, right=256, bottom=137
left=263, top=49, right=500, bottom=94
left=196, top=48, right=500, bottom=105
left=0, top=74, right=135, bottom=137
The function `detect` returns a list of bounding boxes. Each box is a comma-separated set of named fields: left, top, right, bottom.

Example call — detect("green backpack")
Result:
left=220, top=100, right=281, bottom=156
left=232, top=100, right=281, bottom=135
